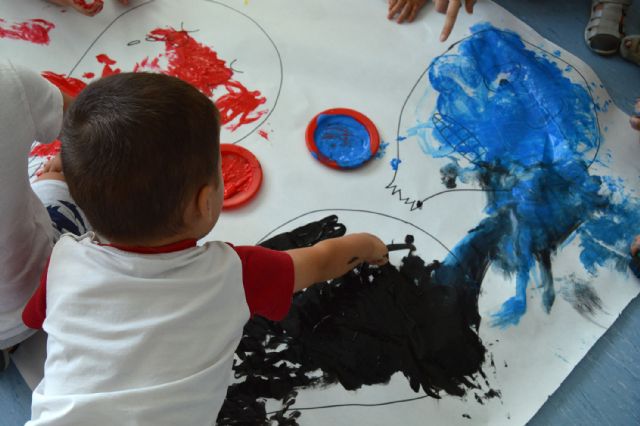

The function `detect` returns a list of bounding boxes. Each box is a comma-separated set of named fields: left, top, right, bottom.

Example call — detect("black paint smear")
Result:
left=440, top=163, right=460, bottom=189
left=217, top=216, right=493, bottom=425
left=560, top=278, right=604, bottom=319
left=463, top=413, right=472, bottom=419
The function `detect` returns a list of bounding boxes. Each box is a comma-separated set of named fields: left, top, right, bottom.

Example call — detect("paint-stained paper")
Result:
left=3, top=0, right=639, bottom=425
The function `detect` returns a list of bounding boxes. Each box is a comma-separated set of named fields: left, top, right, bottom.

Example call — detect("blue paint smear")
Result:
left=314, top=114, right=371, bottom=168
left=409, top=23, right=640, bottom=327
left=376, top=141, right=390, bottom=159
left=553, top=49, right=562, bottom=56
left=391, top=158, right=402, bottom=170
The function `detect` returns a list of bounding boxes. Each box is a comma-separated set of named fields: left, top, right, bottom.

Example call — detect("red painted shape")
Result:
left=96, top=53, right=120, bottom=77
left=137, top=27, right=267, bottom=131
left=73, top=0, right=104, bottom=11
left=220, top=144, right=262, bottom=209
left=257, top=129, right=269, bottom=140
left=39, top=27, right=268, bottom=134
left=30, top=140, right=61, bottom=157
left=41, top=71, right=87, bottom=97
left=0, top=18, right=55, bottom=45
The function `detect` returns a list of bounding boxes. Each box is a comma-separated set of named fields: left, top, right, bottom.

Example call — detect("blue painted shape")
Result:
left=313, top=114, right=371, bottom=168
left=409, top=23, right=640, bottom=327
left=390, top=157, right=401, bottom=170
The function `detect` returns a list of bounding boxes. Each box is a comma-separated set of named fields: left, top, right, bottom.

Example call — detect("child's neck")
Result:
left=109, top=230, right=200, bottom=248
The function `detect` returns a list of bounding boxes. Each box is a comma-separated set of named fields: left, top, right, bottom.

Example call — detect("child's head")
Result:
left=61, top=72, right=223, bottom=245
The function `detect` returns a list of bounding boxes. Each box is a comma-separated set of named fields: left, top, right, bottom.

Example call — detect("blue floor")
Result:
left=1, top=1, right=639, bottom=425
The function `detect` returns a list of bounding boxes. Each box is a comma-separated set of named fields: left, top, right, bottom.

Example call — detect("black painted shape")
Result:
left=217, top=216, right=489, bottom=425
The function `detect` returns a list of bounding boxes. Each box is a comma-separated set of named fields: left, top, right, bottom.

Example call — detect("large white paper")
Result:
left=3, top=1, right=639, bottom=424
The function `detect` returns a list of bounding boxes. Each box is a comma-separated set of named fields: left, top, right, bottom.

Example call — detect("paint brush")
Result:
left=386, top=243, right=416, bottom=252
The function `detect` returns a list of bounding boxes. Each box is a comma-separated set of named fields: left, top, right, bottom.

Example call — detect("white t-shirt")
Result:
left=24, top=233, right=294, bottom=425
left=0, top=59, right=62, bottom=348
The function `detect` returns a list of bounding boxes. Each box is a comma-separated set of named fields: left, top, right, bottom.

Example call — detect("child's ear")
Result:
left=196, top=184, right=214, bottom=219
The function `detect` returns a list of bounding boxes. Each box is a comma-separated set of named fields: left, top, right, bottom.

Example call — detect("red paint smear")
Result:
left=137, top=27, right=267, bottom=131
left=30, top=140, right=61, bottom=157
left=222, top=154, right=253, bottom=199
left=257, top=129, right=269, bottom=140
left=39, top=28, right=267, bottom=133
left=41, top=71, right=87, bottom=97
left=0, top=18, right=55, bottom=45
left=73, top=0, right=104, bottom=11
left=40, top=53, right=113, bottom=98
left=96, top=53, right=120, bottom=77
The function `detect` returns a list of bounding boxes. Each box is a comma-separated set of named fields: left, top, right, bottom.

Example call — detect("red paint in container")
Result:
left=221, top=144, right=262, bottom=209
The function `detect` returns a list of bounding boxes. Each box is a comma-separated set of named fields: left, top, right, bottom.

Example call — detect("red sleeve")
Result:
left=230, top=245, right=294, bottom=321
left=22, top=258, right=49, bottom=329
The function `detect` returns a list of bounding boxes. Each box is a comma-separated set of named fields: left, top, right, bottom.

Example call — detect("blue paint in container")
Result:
left=313, top=114, right=372, bottom=168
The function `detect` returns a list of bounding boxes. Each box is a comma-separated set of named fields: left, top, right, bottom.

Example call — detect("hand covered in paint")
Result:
left=434, top=0, right=476, bottom=41
left=388, top=0, right=428, bottom=24
left=46, top=0, right=129, bottom=17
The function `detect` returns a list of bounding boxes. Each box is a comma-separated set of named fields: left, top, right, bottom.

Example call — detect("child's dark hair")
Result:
left=61, top=72, right=220, bottom=243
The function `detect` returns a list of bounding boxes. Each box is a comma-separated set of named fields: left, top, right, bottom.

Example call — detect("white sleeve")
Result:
left=0, top=59, right=63, bottom=224
left=5, top=60, right=63, bottom=144
left=0, top=60, right=62, bottom=346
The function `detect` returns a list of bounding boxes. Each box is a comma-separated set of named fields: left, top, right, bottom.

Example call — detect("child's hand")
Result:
left=388, top=0, right=428, bottom=24
left=46, top=0, right=129, bottom=17
left=435, top=0, right=476, bottom=42
left=35, top=153, right=65, bottom=182
left=357, top=233, right=389, bottom=266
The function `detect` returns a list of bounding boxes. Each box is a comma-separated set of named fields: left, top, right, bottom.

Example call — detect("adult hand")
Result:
left=435, top=0, right=476, bottom=42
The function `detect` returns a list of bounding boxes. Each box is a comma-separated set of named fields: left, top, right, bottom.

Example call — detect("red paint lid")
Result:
left=221, top=144, right=263, bottom=209
left=305, top=107, right=380, bottom=170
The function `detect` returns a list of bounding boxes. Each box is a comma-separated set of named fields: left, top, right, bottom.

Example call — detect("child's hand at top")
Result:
left=436, top=0, right=476, bottom=41
left=388, top=0, right=428, bottom=24
left=46, top=0, right=129, bottom=17
left=388, top=0, right=476, bottom=42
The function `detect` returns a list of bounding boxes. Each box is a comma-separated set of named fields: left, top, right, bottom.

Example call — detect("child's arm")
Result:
left=287, top=233, right=388, bottom=292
